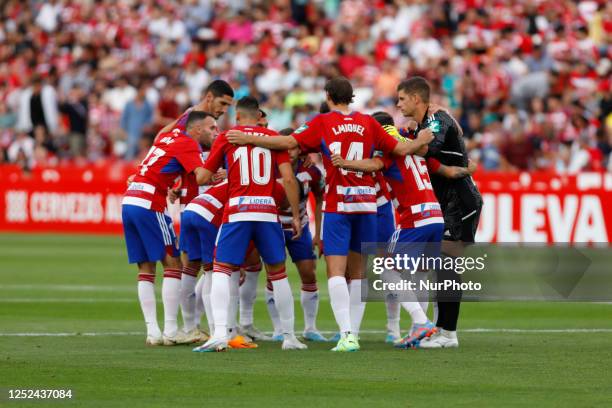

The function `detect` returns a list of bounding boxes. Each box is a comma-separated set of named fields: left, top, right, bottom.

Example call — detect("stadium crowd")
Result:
left=0, top=0, right=610, bottom=173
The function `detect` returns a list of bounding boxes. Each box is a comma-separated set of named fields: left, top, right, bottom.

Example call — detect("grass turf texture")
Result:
left=1, top=233, right=611, bottom=407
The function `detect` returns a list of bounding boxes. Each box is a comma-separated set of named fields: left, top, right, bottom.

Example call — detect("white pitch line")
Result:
left=2, top=328, right=612, bottom=337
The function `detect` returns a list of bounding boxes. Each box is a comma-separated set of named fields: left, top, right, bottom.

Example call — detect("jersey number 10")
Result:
left=233, top=146, right=271, bottom=185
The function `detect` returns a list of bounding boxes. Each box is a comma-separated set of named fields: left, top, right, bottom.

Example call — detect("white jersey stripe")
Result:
left=122, top=196, right=152, bottom=209
left=228, top=212, right=278, bottom=223
left=413, top=217, right=445, bottom=228
left=185, top=204, right=215, bottom=223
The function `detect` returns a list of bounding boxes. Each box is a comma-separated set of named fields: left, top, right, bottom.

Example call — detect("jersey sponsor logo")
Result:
left=331, top=123, right=365, bottom=136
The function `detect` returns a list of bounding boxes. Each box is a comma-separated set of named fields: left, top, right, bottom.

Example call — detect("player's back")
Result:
left=205, top=125, right=289, bottom=223
left=316, top=111, right=393, bottom=213
left=383, top=154, right=443, bottom=229
left=125, top=129, right=202, bottom=212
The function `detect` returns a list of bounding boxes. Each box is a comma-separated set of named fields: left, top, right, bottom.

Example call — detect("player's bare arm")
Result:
left=312, top=179, right=323, bottom=256
left=278, top=161, right=303, bottom=240
left=436, top=159, right=478, bottom=179
left=193, top=167, right=214, bottom=185
left=392, top=128, right=434, bottom=156
left=226, top=130, right=299, bottom=150
left=331, top=154, right=384, bottom=173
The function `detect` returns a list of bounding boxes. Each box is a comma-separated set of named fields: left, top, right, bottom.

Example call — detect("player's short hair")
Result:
left=185, top=111, right=215, bottom=131
left=319, top=101, right=330, bottom=114
left=236, top=96, right=260, bottom=118
left=324, top=77, right=354, bottom=105
left=279, top=128, right=294, bottom=136
left=372, top=111, right=395, bottom=127
left=397, top=77, right=431, bottom=103
left=205, top=80, right=234, bottom=98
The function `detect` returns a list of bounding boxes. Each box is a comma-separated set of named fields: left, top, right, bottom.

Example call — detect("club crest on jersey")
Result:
left=427, top=120, right=441, bottom=133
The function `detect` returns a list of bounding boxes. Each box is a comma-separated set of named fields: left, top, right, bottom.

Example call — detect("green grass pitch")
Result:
left=1, top=233, right=611, bottom=407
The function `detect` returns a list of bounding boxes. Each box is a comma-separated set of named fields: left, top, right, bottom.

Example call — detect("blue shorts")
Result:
left=377, top=201, right=396, bottom=244
left=387, top=223, right=444, bottom=263
left=215, top=221, right=286, bottom=266
left=322, top=212, right=377, bottom=256
left=122, top=204, right=178, bottom=264
left=284, top=223, right=316, bottom=263
left=180, top=210, right=219, bottom=263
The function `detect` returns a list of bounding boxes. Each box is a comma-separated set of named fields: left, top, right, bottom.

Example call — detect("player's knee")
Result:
left=266, top=264, right=287, bottom=281
left=213, top=261, right=238, bottom=276
left=301, top=282, right=318, bottom=292
left=201, top=262, right=213, bottom=272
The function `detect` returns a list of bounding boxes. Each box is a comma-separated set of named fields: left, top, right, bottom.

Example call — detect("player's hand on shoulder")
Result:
left=428, top=103, right=450, bottom=115
left=417, top=128, right=434, bottom=143
left=226, top=130, right=250, bottom=145
left=331, top=153, right=345, bottom=168
left=291, top=217, right=303, bottom=240
left=126, top=174, right=135, bottom=186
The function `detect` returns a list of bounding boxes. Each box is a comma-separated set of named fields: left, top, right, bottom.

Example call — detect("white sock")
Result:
left=194, top=274, right=205, bottom=328
left=271, top=278, right=295, bottom=336
left=400, top=301, right=428, bottom=325
left=239, top=271, right=259, bottom=327
left=162, top=269, right=181, bottom=337
left=381, top=269, right=428, bottom=325
left=327, top=276, right=351, bottom=334
left=300, top=290, right=319, bottom=332
left=201, top=270, right=214, bottom=334
left=179, top=272, right=198, bottom=332
left=138, top=279, right=161, bottom=337
left=210, top=272, right=230, bottom=339
left=348, top=279, right=367, bottom=335
left=417, top=272, right=429, bottom=316
left=265, top=286, right=282, bottom=336
left=385, top=294, right=400, bottom=336
left=227, top=271, right=240, bottom=337
left=433, top=302, right=439, bottom=326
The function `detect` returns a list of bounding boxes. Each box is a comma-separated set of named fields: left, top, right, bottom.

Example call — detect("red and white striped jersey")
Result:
left=382, top=154, right=443, bottom=229
left=292, top=111, right=398, bottom=214
left=124, top=129, right=203, bottom=212
left=277, top=162, right=322, bottom=231
left=184, top=180, right=228, bottom=228
left=166, top=108, right=214, bottom=210
left=374, top=171, right=393, bottom=207
left=204, top=125, right=290, bottom=223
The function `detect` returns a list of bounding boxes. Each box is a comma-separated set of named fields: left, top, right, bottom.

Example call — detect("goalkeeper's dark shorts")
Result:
left=442, top=196, right=482, bottom=243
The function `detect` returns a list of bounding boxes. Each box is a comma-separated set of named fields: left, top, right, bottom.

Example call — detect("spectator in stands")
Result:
left=120, top=84, right=153, bottom=160
left=15, top=76, right=59, bottom=136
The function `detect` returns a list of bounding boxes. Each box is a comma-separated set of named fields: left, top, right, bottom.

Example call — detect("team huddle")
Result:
left=121, top=76, right=483, bottom=352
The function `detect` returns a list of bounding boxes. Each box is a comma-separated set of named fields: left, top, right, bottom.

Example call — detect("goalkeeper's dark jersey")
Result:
left=416, top=109, right=482, bottom=227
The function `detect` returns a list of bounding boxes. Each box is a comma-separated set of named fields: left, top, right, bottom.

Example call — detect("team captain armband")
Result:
left=382, top=125, right=407, bottom=142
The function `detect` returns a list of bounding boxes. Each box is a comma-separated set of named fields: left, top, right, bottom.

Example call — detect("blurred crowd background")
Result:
left=0, top=0, right=611, bottom=173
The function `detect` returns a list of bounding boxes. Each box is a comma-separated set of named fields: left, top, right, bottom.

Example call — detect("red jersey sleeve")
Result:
left=204, top=133, right=227, bottom=173
left=273, top=180, right=286, bottom=206
left=275, top=150, right=290, bottom=166
left=176, top=138, right=204, bottom=174
left=371, top=118, right=399, bottom=154
left=426, top=157, right=442, bottom=174
left=292, top=115, right=323, bottom=153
